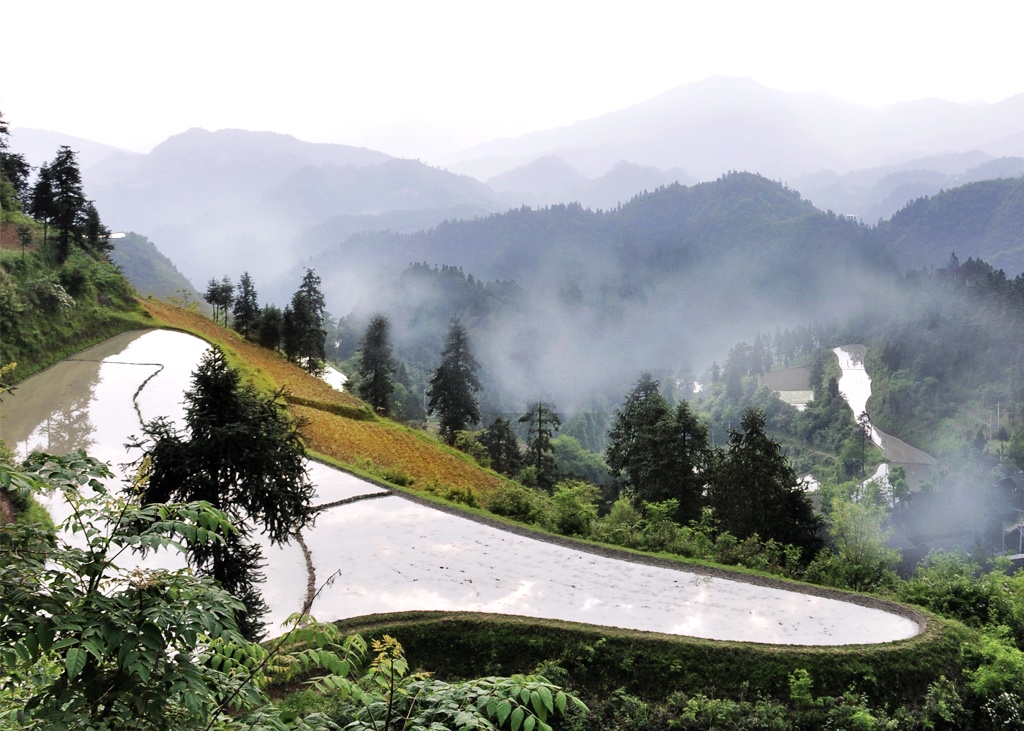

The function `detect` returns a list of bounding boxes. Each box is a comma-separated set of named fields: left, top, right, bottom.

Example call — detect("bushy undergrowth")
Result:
left=331, top=612, right=975, bottom=730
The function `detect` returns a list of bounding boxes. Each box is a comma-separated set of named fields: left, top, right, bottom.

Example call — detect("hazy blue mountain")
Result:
left=793, top=153, right=1024, bottom=223
left=438, top=76, right=1024, bottom=184
left=312, top=173, right=889, bottom=406
left=578, top=161, right=696, bottom=210
left=486, top=157, right=696, bottom=210
left=73, top=128, right=503, bottom=300
left=486, top=156, right=589, bottom=206
left=84, top=128, right=393, bottom=231
left=9, top=127, right=135, bottom=169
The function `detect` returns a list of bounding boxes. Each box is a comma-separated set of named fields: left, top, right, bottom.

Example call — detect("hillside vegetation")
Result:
left=0, top=231, right=148, bottom=382
left=139, top=298, right=510, bottom=500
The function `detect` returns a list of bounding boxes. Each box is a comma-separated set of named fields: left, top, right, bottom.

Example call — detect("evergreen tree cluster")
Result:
left=207, top=268, right=330, bottom=375
left=1, top=112, right=110, bottom=263
left=607, top=373, right=823, bottom=555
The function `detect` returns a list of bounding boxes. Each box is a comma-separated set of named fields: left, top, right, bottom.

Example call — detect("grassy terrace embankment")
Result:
left=139, top=298, right=508, bottom=499
left=336, top=611, right=966, bottom=710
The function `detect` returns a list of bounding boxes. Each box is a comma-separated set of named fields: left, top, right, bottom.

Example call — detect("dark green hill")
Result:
left=0, top=243, right=145, bottom=382
left=109, top=232, right=201, bottom=303
left=877, top=176, right=1024, bottom=273
left=323, top=172, right=883, bottom=310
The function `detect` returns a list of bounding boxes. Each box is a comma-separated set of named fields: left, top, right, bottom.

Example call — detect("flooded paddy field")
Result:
left=1, top=330, right=922, bottom=645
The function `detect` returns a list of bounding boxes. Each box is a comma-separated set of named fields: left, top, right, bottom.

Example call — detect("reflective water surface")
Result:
left=1, top=330, right=921, bottom=644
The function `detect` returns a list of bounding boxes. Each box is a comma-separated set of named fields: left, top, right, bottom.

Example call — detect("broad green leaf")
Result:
left=555, top=690, right=567, bottom=713
left=524, top=716, right=536, bottom=731
left=537, top=685, right=554, bottom=713
left=24, top=631, right=38, bottom=658
left=510, top=706, right=525, bottom=731
left=65, top=646, right=87, bottom=679
left=496, top=699, right=512, bottom=726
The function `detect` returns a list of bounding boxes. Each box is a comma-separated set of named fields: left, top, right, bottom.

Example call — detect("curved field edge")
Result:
left=331, top=611, right=968, bottom=707
left=138, top=298, right=931, bottom=640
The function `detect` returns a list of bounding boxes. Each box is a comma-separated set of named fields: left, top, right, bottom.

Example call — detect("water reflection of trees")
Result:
left=7, top=366, right=101, bottom=457
left=27, top=387, right=98, bottom=455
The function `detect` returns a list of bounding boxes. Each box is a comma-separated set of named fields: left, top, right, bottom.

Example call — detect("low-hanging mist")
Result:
left=326, top=173, right=907, bottom=417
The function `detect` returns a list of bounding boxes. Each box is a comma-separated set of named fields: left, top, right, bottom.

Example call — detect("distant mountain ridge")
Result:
left=320, top=172, right=887, bottom=407
left=438, top=76, right=1024, bottom=183
left=12, top=76, right=1024, bottom=306
left=38, top=128, right=506, bottom=301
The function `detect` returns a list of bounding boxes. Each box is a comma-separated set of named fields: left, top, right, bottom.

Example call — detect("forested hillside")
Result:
left=0, top=117, right=144, bottom=381
left=878, top=177, right=1024, bottom=273
left=317, top=173, right=890, bottom=413
left=108, top=231, right=202, bottom=303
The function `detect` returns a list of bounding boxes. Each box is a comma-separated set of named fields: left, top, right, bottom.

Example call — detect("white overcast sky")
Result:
left=4, top=0, right=1023, bottom=160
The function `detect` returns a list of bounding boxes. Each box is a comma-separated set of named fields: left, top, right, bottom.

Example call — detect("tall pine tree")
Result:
left=284, top=268, right=326, bottom=374
left=519, top=402, right=561, bottom=491
left=427, top=318, right=481, bottom=445
left=707, top=407, right=822, bottom=554
left=356, top=314, right=396, bottom=416
left=606, top=373, right=710, bottom=523
left=48, top=146, right=87, bottom=262
left=232, top=272, right=261, bottom=340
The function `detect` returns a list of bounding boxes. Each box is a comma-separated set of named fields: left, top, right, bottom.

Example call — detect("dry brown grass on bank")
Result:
left=138, top=297, right=504, bottom=499
left=292, top=404, right=505, bottom=495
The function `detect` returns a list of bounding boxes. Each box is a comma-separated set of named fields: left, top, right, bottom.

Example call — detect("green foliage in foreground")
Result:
left=0, top=452, right=582, bottom=731
left=0, top=453, right=281, bottom=730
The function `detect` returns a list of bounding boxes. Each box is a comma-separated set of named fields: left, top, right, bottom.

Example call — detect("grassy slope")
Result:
left=139, top=298, right=508, bottom=498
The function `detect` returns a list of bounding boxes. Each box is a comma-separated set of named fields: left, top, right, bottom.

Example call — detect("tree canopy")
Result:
left=231, top=272, right=261, bottom=340
left=284, top=268, right=327, bottom=374
left=519, top=402, right=561, bottom=491
left=606, top=373, right=710, bottom=523
left=708, top=407, right=823, bottom=554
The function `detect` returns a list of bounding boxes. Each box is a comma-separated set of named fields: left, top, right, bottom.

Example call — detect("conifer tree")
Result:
left=203, top=276, right=234, bottom=326
left=133, top=347, right=314, bottom=639
left=519, top=402, right=561, bottom=491
left=232, top=272, right=261, bottom=340
left=257, top=304, right=284, bottom=350
left=707, top=407, right=823, bottom=553
left=284, top=268, right=326, bottom=374
left=81, top=201, right=110, bottom=253
left=356, top=314, right=396, bottom=416
left=606, top=373, right=710, bottom=523
left=480, top=417, right=523, bottom=477
left=427, top=318, right=481, bottom=445
left=0, top=110, right=31, bottom=209
left=48, top=146, right=87, bottom=262
left=28, top=163, right=56, bottom=245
